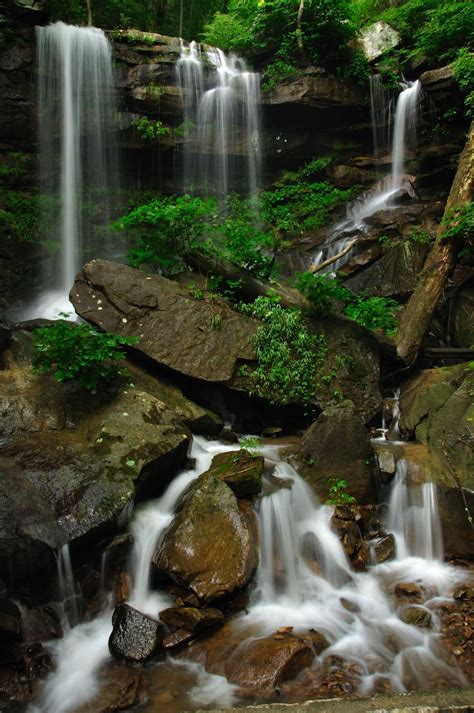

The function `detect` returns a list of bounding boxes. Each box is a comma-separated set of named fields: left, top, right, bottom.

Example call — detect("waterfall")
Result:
left=387, top=459, right=444, bottom=561
left=390, top=80, right=421, bottom=190
left=56, top=544, right=81, bottom=630
left=311, top=79, right=421, bottom=273
left=30, top=22, right=119, bottom=319
left=176, top=42, right=262, bottom=198
left=369, top=74, right=389, bottom=157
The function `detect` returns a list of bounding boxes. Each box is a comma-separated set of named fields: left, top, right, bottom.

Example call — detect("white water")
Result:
left=176, top=42, right=261, bottom=197
left=312, top=79, right=421, bottom=273
left=32, top=435, right=466, bottom=711
left=23, top=22, right=119, bottom=320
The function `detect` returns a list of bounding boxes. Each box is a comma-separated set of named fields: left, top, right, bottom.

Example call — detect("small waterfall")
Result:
left=391, top=80, right=421, bottom=190
left=176, top=43, right=262, bottom=197
left=369, top=74, right=389, bottom=157
left=311, top=79, right=421, bottom=273
left=30, top=22, right=119, bottom=319
left=56, top=544, right=81, bottom=630
left=387, top=460, right=444, bottom=561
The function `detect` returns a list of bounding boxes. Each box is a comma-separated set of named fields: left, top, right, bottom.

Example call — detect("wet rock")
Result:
left=225, top=633, right=313, bottom=688
left=420, top=64, right=456, bottom=95
left=19, top=604, right=62, bottom=643
left=205, top=449, right=264, bottom=498
left=263, top=66, right=365, bottom=110
left=0, top=600, right=21, bottom=639
left=345, top=241, right=430, bottom=301
left=400, top=606, right=432, bottom=628
left=301, top=629, right=330, bottom=655
left=0, top=317, right=10, bottom=352
left=159, top=606, right=224, bottom=633
left=109, top=604, right=165, bottom=662
left=285, top=400, right=374, bottom=503
left=0, top=668, right=28, bottom=707
left=394, top=582, right=422, bottom=599
left=372, top=533, right=396, bottom=563
left=331, top=515, right=369, bottom=571
left=153, top=468, right=258, bottom=604
left=327, top=163, right=376, bottom=188
left=162, top=628, right=193, bottom=649
left=71, top=261, right=380, bottom=420
left=75, top=662, right=141, bottom=713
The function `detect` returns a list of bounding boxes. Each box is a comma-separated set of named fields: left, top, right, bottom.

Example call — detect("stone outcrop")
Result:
left=0, top=331, right=223, bottom=582
left=153, top=456, right=259, bottom=603
left=358, top=21, right=400, bottom=62
left=263, top=66, right=366, bottom=111
left=204, top=449, right=264, bottom=498
left=285, top=400, right=374, bottom=503
left=71, top=260, right=381, bottom=421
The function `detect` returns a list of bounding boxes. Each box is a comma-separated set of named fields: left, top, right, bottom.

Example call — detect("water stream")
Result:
left=30, top=433, right=467, bottom=712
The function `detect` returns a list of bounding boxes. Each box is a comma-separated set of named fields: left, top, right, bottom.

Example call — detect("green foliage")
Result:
left=0, top=152, right=30, bottom=183
left=0, top=190, right=42, bottom=242
left=453, top=49, right=474, bottom=118
left=131, top=117, right=170, bottom=141
left=296, top=272, right=399, bottom=335
left=261, top=156, right=357, bottom=234
left=239, top=435, right=261, bottom=454
left=238, top=297, right=328, bottom=406
left=262, top=61, right=298, bottom=92
left=407, top=227, right=432, bottom=244
left=32, top=321, right=136, bottom=390
left=441, top=203, right=474, bottom=253
left=325, top=478, right=356, bottom=507
left=411, top=2, right=474, bottom=64
left=344, top=295, right=398, bottom=335
left=294, top=272, right=349, bottom=311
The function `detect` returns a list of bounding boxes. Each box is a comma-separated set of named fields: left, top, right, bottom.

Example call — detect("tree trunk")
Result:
left=296, top=0, right=306, bottom=63
left=395, top=123, right=474, bottom=365
left=179, top=0, right=184, bottom=37
left=86, top=0, right=93, bottom=26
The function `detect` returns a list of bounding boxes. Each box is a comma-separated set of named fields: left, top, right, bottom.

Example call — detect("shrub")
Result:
left=238, top=297, right=328, bottom=406
left=294, top=272, right=350, bottom=311
left=453, top=48, right=474, bottom=118
left=325, top=478, right=356, bottom=507
left=32, top=321, right=136, bottom=390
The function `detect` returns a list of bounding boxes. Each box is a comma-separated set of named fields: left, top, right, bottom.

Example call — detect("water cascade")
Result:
left=28, top=22, right=119, bottom=319
left=311, top=79, right=422, bottom=273
left=176, top=42, right=262, bottom=198
left=31, top=436, right=467, bottom=712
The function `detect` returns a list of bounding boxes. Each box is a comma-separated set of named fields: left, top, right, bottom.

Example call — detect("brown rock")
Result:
left=162, top=629, right=193, bottom=649
left=372, top=533, right=396, bottom=563
left=159, top=606, right=224, bottom=633
left=395, top=582, right=422, bottom=598
left=400, top=606, right=432, bottom=628
left=74, top=662, right=141, bottom=713
left=205, top=449, right=264, bottom=498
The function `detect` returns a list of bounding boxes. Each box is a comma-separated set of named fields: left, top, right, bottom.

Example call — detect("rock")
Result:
left=0, top=600, right=21, bottom=639
left=332, top=515, right=369, bottom=571
left=285, top=400, right=374, bottom=503
left=205, top=449, right=264, bottom=498
left=263, top=67, right=365, bottom=110
left=0, top=362, right=202, bottom=583
left=153, top=468, right=258, bottom=603
left=450, top=285, right=474, bottom=348
left=345, top=242, right=430, bottom=301
left=327, top=163, right=376, bottom=188
left=224, top=633, right=313, bottom=689
left=19, top=604, right=62, bottom=643
left=420, top=65, right=456, bottom=94
left=301, top=629, right=330, bottom=655
left=394, top=582, right=422, bottom=599
left=372, top=533, right=396, bottom=563
left=162, top=628, right=193, bottom=649
left=0, top=317, right=10, bottom=352
left=358, top=21, right=400, bottom=62
left=74, top=662, right=141, bottom=713
left=109, top=604, right=165, bottom=662
left=400, top=606, right=432, bottom=628
left=159, top=606, right=224, bottom=633
left=71, top=261, right=380, bottom=420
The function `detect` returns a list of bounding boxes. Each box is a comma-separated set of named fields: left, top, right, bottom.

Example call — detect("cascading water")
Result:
left=31, top=436, right=467, bottom=711
left=176, top=42, right=261, bottom=198
left=25, top=22, right=119, bottom=320
left=311, top=79, right=422, bottom=273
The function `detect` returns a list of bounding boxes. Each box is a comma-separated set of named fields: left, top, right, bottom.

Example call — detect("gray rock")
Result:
left=109, top=604, right=165, bottom=662
left=263, top=67, right=365, bottom=109
left=358, top=21, right=400, bottom=62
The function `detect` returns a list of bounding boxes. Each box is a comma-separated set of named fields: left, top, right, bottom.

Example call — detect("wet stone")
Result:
left=394, top=582, right=422, bottom=598
left=162, top=628, right=193, bottom=649
left=372, top=533, right=396, bottom=563
left=400, top=605, right=433, bottom=628
left=159, top=606, right=224, bottom=633
left=0, top=600, right=21, bottom=639
left=109, top=604, right=165, bottom=662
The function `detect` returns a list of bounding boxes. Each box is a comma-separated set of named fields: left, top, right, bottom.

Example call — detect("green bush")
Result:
left=32, top=321, right=136, bottom=390
left=325, top=478, right=356, bottom=506
left=238, top=297, right=328, bottom=406
left=294, top=272, right=350, bottom=311
left=261, top=60, right=298, bottom=91
left=344, top=295, right=398, bottom=335
left=453, top=48, right=474, bottom=118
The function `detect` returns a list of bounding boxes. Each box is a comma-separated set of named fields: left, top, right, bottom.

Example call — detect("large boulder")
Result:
left=284, top=400, right=374, bottom=503
left=263, top=66, right=366, bottom=110
left=204, top=449, right=264, bottom=498
left=358, top=21, right=400, bottom=62
left=71, top=261, right=380, bottom=421
left=109, top=603, right=165, bottom=662
left=153, top=460, right=259, bottom=603
left=0, top=350, right=222, bottom=582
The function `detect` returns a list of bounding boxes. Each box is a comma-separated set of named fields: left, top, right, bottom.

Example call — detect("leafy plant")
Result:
left=131, top=117, right=170, bottom=141
left=325, top=478, right=356, bottom=507
left=238, top=297, right=328, bottom=406
left=453, top=48, right=474, bottom=118
left=32, top=321, right=136, bottom=390
left=294, top=272, right=350, bottom=312
left=239, top=435, right=261, bottom=455
left=262, top=60, right=298, bottom=91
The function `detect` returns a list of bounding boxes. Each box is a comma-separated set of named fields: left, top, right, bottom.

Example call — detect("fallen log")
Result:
left=395, top=123, right=474, bottom=365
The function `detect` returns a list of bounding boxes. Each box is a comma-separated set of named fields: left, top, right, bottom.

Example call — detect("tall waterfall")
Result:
left=176, top=42, right=262, bottom=198
left=390, top=79, right=421, bottom=190
left=33, top=22, right=119, bottom=318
